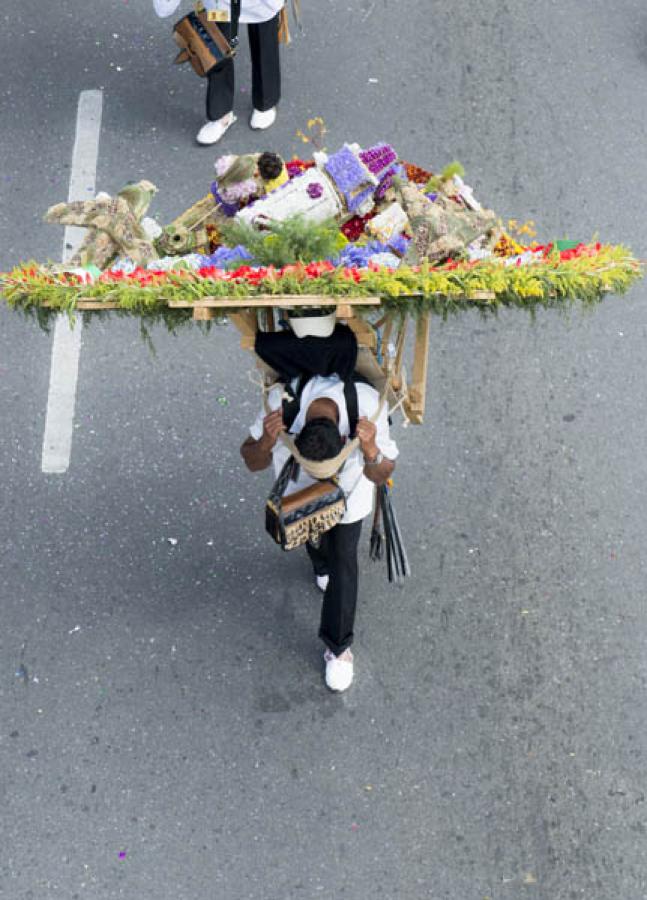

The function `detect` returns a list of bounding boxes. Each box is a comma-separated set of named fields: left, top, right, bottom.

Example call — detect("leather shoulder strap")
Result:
left=263, top=383, right=387, bottom=481
left=268, top=456, right=295, bottom=504
left=230, top=0, right=241, bottom=47
left=343, top=379, right=359, bottom=437
left=282, top=374, right=308, bottom=432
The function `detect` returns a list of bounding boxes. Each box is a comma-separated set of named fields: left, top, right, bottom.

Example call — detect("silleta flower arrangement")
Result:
left=0, top=139, right=642, bottom=322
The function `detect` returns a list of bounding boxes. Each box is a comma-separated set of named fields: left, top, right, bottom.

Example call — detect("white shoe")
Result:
left=324, top=648, right=354, bottom=692
left=316, top=574, right=329, bottom=593
left=196, top=112, right=237, bottom=146
left=250, top=107, right=277, bottom=130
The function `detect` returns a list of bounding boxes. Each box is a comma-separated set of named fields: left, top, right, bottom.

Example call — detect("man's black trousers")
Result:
left=306, top=520, right=363, bottom=656
left=206, top=14, right=281, bottom=121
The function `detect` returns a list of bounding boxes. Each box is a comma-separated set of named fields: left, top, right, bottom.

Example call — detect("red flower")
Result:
left=286, top=159, right=315, bottom=179
left=278, top=264, right=306, bottom=280
left=340, top=267, right=362, bottom=283
left=340, top=212, right=377, bottom=242
left=559, top=243, right=589, bottom=261
left=198, top=265, right=227, bottom=279
left=304, top=260, right=335, bottom=278
left=229, top=265, right=255, bottom=280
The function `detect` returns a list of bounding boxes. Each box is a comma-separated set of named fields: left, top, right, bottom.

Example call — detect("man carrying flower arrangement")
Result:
left=240, top=325, right=398, bottom=692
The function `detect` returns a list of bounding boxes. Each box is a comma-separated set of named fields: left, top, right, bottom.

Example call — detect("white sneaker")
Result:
left=250, top=107, right=277, bottom=130
left=196, top=112, right=237, bottom=146
left=324, top=648, right=354, bottom=692
left=315, top=574, right=329, bottom=593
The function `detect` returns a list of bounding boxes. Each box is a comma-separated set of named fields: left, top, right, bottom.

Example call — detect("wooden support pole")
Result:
left=192, top=306, right=217, bottom=321
left=391, top=317, right=408, bottom=392
left=380, top=317, right=394, bottom=377
left=403, top=311, right=431, bottom=424
left=345, top=316, right=377, bottom=350
left=229, top=310, right=258, bottom=349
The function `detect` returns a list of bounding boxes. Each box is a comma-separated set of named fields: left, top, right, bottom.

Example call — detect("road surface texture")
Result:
left=1, top=1, right=647, bottom=898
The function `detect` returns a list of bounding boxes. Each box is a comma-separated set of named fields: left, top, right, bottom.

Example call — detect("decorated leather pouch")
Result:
left=173, top=1, right=241, bottom=78
left=266, top=458, right=346, bottom=552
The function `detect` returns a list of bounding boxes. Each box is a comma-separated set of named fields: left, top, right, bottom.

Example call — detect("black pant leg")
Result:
left=305, top=533, right=331, bottom=578
left=206, top=22, right=235, bottom=121
left=247, top=14, right=281, bottom=112
left=319, top=520, right=363, bottom=656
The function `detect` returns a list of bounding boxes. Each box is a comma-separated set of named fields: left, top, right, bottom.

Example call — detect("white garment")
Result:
left=153, top=0, right=284, bottom=23
left=250, top=375, right=399, bottom=525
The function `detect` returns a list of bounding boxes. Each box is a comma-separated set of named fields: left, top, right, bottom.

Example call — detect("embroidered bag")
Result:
left=173, top=1, right=241, bottom=78
left=265, top=458, right=346, bottom=552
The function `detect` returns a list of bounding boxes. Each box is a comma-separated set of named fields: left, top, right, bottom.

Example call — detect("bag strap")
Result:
left=282, top=373, right=308, bottom=431
left=268, top=455, right=296, bottom=505
left=283, top=373, right=363, bottom=437
left=229, top=0, right=241, bottom=49
left=263, top=381, right=387, bottom=481
left=344, top=379, right=359, bottom=437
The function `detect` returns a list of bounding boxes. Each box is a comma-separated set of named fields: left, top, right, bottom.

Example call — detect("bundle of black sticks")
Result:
left=369, top=484, right=410, bottom=584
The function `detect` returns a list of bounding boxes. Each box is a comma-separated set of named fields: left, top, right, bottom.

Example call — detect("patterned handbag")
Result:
left=173, top=1, right=241, bottom=78
left=266, top=458, right=347, bottom=551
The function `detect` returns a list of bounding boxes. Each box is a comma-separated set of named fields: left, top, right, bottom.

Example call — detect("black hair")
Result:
left=294, top=417, right=343, bottom=462
left=258, top=152, right=284, bottom=182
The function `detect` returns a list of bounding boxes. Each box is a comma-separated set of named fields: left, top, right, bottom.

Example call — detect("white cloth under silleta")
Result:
left=153, top=0, right=284, bottom=23
left=249, top=375, right=399, bottom=525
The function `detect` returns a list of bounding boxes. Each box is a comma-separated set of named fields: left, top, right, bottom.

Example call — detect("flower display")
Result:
left=360, top=144, right=398, bottom=176
left=0, top=141, right=642, bottom=325
left=323, top=145, right=378, bottom=213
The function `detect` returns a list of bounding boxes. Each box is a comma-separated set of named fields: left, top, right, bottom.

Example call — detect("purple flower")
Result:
left=360, top=144, right=398, bottom=176
left=307, top=182, right=324, bottom=199
left=210, top=181, right=239, bottom=218
left=325, top=146, right=372, bottom=194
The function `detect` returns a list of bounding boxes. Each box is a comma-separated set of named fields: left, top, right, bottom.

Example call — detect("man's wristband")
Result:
left=363, top=449, right=384, bottom=466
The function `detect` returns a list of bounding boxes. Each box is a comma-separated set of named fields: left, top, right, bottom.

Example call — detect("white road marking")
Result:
left=41, top=90, right=103, bottom=474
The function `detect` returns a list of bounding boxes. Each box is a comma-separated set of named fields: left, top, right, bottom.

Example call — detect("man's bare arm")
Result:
left=240, top=409, right=285, bottom=472
left=362, top=455, right=395, bottom=486
left=356, top=415, right=396, bottom=485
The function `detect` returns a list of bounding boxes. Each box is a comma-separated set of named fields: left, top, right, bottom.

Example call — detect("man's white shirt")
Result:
left=249, top=375, right=399, bottom=525
left=153, top=0, right=284, bottom=23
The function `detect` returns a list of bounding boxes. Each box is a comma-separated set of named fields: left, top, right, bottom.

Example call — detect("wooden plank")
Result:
left=467, top=290, right=496, bottom=301
left=167, top=295, right=382, bottom=310
left=41, top=292, right=494, bottom=311
left=38, top=295, right=381, bottom=311
left=53, top=300, right=121, bottom=310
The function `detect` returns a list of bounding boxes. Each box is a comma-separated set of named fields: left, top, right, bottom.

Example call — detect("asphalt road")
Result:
left=1, top=1, right=647, bottom=898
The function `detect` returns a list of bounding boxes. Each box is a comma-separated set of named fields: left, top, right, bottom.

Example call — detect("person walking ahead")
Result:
left=241, top=374, right=398, bottom=692
left=154, top=0, right=283, bottom=145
